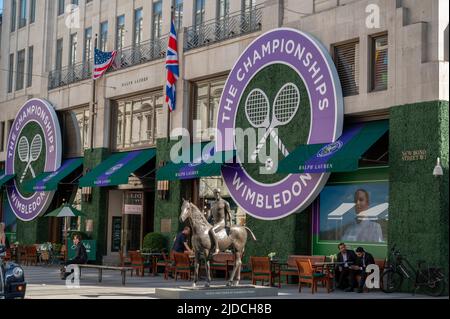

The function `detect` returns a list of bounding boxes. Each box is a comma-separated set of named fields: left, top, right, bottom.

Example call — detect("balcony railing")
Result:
left=113, top=36, right=167, bottom=72
left=184, top=6, right=262, bottom=51
left=48, top=36, right=167, bottom=90
left=48, top=60, right=92, bottom=90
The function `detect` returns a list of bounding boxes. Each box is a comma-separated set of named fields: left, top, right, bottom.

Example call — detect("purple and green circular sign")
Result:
left=5, top=99, right=62, bottom=221
left=216, top=28, right=344, bottom=220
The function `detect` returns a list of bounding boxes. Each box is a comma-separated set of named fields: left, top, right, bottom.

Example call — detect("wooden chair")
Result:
left=296, top=259, right=330, bottom=294
left=39, top=250, right=50, bottom=265
left=250, top=256, right=280, bottom=287
left=210, top=252, right=235, bottom=280
left=281, top=255, right=327, bottom=283
left=25, top=245, right=38, bottom=266
left=129, top=251, right=145, bottom=276
left=17, top=245, right=27, bottom=264
left=155, top=251, right=175, bottom=280
left=119, top=250, right=131, bottom=267
left=4, top=248, right=12, bottom=262
left=173, top=252, right=194, bottom=281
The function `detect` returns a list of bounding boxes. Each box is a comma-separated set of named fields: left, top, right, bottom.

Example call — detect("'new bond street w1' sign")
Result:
left=5, top=99, right=62, bottom=221
left=216, top=28, right=344, bottom=220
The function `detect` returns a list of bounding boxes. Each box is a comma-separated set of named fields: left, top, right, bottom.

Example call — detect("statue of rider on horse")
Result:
left=180, top=193, right=256, bottom=287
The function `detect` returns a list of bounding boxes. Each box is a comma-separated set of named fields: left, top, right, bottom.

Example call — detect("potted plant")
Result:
left=143, top=232, right=168, bottom=253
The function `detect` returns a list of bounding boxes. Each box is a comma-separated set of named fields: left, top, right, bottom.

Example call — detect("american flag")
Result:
left=93, top=48, right=117, bottom=80
left=165, top=21, right=179, bottom=112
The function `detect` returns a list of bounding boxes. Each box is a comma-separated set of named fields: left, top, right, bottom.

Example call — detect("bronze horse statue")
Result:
left=180, top=200, right=256, bottom=287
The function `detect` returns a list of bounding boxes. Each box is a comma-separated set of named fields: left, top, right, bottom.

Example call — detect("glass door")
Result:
left=122, top=191, right=144, bottom=252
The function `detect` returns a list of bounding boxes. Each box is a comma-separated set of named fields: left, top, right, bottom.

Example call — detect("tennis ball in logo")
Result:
left=14, top=122, right=46, bottom=197
left=235, top=63, right=310, bottom=184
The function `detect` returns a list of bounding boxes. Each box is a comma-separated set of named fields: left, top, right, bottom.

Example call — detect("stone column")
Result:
left=262, top=0, right=284, bottom=31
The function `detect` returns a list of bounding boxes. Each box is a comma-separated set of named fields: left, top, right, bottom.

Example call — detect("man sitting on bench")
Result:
left=60, top=234, right=88, bottom=280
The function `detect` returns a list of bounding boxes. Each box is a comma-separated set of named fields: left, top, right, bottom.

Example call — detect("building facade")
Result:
left=0, top=0, right=448, bottom=286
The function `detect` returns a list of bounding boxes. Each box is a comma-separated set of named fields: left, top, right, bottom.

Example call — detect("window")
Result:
left=30, top=0, right=36, bottom=23
left=72, top=0, right=78, bottom=5
left=134, top=8, right=143, bottom=46
left=217, top=0, right=229, bottom=20
left=56, top=38, right=63, bottom=70
left=334, top=41, right=359, bottom=96
left=242, top=0, right=255, bottom=12
left=0, top=122, right=5, bottom=152
left=241, top=0, right=256, bottom=30
left=116, top=15, right=125, bottom=51
left=16, top=49, right=25, bottom=91
left=8, top=54, right=14, bottom=93
left=194, top=0, right=205, bottom=27
left=69, top=33, right=77, bottom=66
left=61, top=107, right=89, bottom=157
left=27, top=46, right=33, bottom=87
left=152, top=1, right=162, bottom=40
left=84, top=27, right=92, bottom=63
left=193, top=78, right=226, bottom=141
left=11, top=0, right=17, bottom=32
left=18, top=0, right=27, bottom=28
left=174, top=0, right=183, bottom=31
left=100, top=21, right=108, bottom=51
left=113, top=93, right=164, bottom=150
left=371, top=34, right=388, bottom=91
left=58, top=0, right=65, bottom=16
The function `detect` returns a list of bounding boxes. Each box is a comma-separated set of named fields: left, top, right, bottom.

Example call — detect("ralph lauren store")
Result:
left=0, top=28, right=447, bottom=284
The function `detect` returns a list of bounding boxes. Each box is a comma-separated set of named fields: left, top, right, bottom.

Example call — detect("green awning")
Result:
left=277, top=121, right=389, bottom=173
left=45, top=204, right=86, bottom=218
left=157, top=142, right=235, bottom=181
left=0, top=172, right=15, bottom=187
left=23, top=157, right=83, bottom=192
left=79, top=149, right=156, bottom=187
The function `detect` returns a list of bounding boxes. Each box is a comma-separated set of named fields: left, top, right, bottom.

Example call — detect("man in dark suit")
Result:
left=335, top=243, right=357, bottom=291
left=352, top=247, right=375, bottom=293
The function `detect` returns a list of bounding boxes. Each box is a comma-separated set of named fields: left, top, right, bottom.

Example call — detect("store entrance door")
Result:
left=122, top=191, right=144, bottom=252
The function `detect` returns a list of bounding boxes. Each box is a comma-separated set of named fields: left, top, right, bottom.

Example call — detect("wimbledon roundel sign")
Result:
left=5, top=99, right=62, bottom=221
left=216, top=28, right=344, bottom=220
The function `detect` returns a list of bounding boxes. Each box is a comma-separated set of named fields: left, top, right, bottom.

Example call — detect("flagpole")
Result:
left=90, top=34, right=98, bottom=151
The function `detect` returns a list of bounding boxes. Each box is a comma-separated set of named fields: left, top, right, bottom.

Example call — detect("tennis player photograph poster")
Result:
left=318, top=182, right=389, bottom=243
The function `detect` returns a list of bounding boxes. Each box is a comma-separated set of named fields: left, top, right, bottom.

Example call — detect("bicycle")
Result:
left=381, top=244, right=446, bottom=296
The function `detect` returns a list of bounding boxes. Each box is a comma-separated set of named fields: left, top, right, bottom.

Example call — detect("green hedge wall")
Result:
left=154, top=138, right=182, bottom=246
left=81, top=148, right=110, bottom=263
left=16, top=218, right=49, bottom=245
left=389, top=100, right=448, bottom=294
left=243, top=208, right=310, bottom=264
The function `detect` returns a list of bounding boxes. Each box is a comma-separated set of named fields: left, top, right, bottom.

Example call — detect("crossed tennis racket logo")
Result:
left=245, top=83, right=301, bottom=162
left=18, top=134, right=43, bottom=183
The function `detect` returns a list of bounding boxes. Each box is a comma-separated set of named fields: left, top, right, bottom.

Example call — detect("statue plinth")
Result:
left=154, top=285, right=278, bottom=299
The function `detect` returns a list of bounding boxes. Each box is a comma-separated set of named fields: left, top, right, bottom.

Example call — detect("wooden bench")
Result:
left=210, top=252, right=235, bottom=279
left=280, top=255, right=326, bottom=283
left=76, top=264, right=134, bottom=286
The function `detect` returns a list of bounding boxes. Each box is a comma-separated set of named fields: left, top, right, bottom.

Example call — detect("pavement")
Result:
left=21, top=265, right=447, bottom=299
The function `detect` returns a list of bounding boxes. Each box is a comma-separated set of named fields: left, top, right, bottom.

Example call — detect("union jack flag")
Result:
left=93, top=48, right=117, bottom=80
left=165, top=21, right=179, bottom=112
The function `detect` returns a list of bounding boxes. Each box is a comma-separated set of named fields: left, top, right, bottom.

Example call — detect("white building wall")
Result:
left=0, top=0, right=448, bottom=162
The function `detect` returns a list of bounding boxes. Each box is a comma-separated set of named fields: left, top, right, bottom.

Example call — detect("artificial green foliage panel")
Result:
left=81, top=148, right=110, bottom=262
left=243, top=209, right=310, bottom=264
left=389, top=100, right=448, bottom=294
left=154, top=138, right=182, bottom=245
left=16, top=218, right=49, bottom=245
